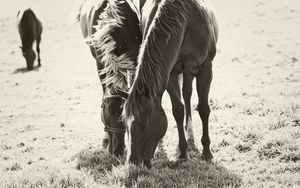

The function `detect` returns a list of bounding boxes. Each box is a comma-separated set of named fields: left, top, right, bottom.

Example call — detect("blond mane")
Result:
left=89, top=0, right=136, bottom=92
left=124, top=0, right=191, bottom=120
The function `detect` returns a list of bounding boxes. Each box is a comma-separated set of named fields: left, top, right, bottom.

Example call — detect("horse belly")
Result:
left=173, top=58, right=201, bottom=76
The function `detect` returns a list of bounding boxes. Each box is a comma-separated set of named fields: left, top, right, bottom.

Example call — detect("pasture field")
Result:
left=0, top=0, right=299, bottom=187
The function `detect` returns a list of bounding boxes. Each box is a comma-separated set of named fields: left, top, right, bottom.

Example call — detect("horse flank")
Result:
left=124, top=0, right=191, bottom=120
left=89, top=0, right=136, bottom=91
left=192, top=0, right=219, bottom=43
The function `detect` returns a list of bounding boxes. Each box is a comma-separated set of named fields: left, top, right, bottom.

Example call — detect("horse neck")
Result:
left=130, top=0, right=190, bottom=102
left=22, top=39, right=34, bottom=51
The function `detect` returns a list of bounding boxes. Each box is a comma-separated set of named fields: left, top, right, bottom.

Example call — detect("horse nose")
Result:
left=143, top=159, right=151, bottom=168
left=112, top=146, right=125, bottom=156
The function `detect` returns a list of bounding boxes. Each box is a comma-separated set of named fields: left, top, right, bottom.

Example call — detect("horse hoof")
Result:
left=201, top=152, right=213, bottom=162
left=178, top=154, right=188, bottom=161
left=102, top=138, right=109, bottom=149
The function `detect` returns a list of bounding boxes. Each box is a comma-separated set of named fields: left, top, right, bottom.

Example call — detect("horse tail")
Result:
left=73, top=0, right=86, bottom=23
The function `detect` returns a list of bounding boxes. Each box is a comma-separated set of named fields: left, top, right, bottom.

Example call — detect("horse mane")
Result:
left=123, top=0, right=191, bottom=121
left=89, top=0, right=136, bottom=92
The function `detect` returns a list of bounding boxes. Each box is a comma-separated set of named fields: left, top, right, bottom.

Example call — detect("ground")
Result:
left=0, top=0, right=299, bottom=187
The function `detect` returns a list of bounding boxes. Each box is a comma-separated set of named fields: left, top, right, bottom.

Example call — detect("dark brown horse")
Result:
left=17, top=7, right=43, bottom=71
left=123, top=0, right=218, bottom=166
left=77, top=0, right=142, bottom=156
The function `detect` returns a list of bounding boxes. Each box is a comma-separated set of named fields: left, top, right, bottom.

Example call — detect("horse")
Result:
left=123, top=0, right=218, bottom=166
left=76, top=0, right=142, bottom=156
left=17, top=7, right=43, bottom=71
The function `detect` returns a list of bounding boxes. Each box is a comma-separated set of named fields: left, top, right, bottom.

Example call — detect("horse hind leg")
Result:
left=167, top=73, right=188, bottom=160
left=182, top=73, right=195, bottom=143
left=36, top=36, right=41, bottom=66
left=196, top=60, right=213, bottom=162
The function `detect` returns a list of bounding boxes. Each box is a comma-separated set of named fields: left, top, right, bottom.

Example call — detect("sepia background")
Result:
left=0, top=0, right=299, bottom=187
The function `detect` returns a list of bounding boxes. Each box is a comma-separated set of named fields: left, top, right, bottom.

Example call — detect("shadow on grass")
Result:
left=74, top=143, right=242, bottom=188
left=12, top=65, right=41, bottom=74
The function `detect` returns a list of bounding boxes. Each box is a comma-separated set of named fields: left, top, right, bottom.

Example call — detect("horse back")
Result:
left=17, top=7, right=43, bottom=47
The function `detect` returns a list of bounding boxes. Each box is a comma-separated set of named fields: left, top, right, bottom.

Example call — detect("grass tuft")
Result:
left=218, top=139, right=230, bottom=147
left=258, top=140, right=300, bottom=162
left=74, top=148, right=242, bottom=187
left=235, top=144, right=252, bottom=153
left=269, top=119, right=289, bottom=130
left=76, top=149, right=122, bottom=174
left=9, top=163, right=22, bottom=171
left=243, top=132, right=261, bottom=144
left=257, top=141, right=284, bottom=159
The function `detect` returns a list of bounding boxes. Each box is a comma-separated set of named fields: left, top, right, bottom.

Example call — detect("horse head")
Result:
left=123, top=91, right=167, bottom=167
left=101, top=87, right=129, bottom=156
left=20, top=46, right=36, bottom=70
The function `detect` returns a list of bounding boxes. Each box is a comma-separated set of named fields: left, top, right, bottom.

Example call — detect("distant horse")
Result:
left=17, top=7, right=43, bottom=71
left=76, top=0, right=142, bottom=156
left=123, top=0, right=218, bottom=166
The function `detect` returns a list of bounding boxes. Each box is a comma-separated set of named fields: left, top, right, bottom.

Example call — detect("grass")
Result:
left=258, top=140, right=300, bottom=162
left=74, top=147, right=242, bottom=188
left=206, top=94, right=300, bottom=187
left=2, top=165, right=100, bottom=188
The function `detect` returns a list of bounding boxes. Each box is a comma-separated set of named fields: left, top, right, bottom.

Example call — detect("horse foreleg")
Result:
left=96, top=60, right=109, bottom=149
left=182, top=73, right=195, bottom=142
left=167, top=73, right=188, bottom=160
left=36, top=36, right=41, bottom=66
left=196, top=61, right=213, bottom=162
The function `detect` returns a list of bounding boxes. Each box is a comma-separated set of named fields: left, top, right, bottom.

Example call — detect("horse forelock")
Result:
left=123, top=0, right=191, bottom=123
left=89, top=0, right=135, bottom=91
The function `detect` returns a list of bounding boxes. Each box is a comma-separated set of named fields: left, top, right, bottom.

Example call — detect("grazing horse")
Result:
left=17, top=7, right=43, bottom=71
left=76, top=0, right=142, bottom=156
left=123, top=0, right=218, bottom=166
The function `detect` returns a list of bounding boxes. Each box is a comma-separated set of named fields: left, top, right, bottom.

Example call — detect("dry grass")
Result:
left=74, top=148, right=241, bottom=188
